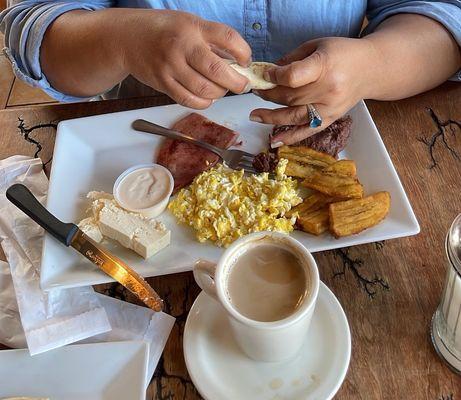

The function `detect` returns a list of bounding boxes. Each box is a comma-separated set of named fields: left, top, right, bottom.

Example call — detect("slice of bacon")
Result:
left=156, top=113, right=239, bottom=192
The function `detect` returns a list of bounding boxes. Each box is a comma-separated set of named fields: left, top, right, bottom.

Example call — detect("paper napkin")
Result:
left=83, top=294, right=175, bottom=384
left=0, top=156, right=175, bottom=374
left=0, top=156, right=111, bottom=354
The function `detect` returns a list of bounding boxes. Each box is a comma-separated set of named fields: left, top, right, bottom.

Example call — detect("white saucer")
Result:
left=184, top=282, right=351, bottom=400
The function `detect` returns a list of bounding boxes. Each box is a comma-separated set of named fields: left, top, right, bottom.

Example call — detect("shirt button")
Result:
left=252, top=22, right=262, bottom=30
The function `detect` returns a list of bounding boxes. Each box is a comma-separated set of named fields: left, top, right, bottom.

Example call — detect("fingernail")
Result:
left=270, top=141, right=284, bottom=148
left=249, top=115, right=263, bottom=123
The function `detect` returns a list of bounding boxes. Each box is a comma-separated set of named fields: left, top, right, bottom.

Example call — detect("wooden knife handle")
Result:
left=6, top=183, right=79, bottom=246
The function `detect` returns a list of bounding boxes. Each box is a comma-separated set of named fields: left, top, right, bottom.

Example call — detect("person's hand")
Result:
left=122, top=9, right=252, bottom=108
left=249, top=37, right=376, bottom=145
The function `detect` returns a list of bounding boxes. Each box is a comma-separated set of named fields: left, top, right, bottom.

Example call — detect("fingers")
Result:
left=264, top=51, right=324, bottom=88
left=253, top=83, right=322, bottom=107
left=271, top=122, right=328, bottom=146
left=249, top=103, right=331, bottom=145
left=160, top=76, right=213, bottom=109
left=187, top=47, right=250, bottom=94
left=177, top=65, right=228, bottom=100
left=250, top=105, right=313, bottom=125
left=204, top=21, right=252, bottom=66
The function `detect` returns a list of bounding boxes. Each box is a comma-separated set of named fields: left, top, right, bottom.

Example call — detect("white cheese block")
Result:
left=78, top=217, right=103, bottom=243
left=87, top=190, right=114, bottom=201
left=95, top=198, right=170, bottom=259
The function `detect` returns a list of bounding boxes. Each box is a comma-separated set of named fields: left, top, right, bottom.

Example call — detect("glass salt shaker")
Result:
left=431, top=214, right=461, bottom=373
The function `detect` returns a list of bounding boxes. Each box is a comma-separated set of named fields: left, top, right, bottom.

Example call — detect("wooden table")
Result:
left=1, top=83, right=460, bottom=399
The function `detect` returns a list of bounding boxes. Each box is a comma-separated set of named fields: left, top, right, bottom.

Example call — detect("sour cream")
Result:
left=114, top=164, right=174, bottom=217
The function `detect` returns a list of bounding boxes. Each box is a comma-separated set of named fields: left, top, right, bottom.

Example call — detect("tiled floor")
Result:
left=1, top=33, right=58, bottom=109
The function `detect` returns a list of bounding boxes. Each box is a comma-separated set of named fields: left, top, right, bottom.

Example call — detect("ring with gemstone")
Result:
left=306, top=104, right=322, bottom=128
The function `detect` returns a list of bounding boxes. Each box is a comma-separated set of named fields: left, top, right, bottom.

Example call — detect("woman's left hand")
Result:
left=250, top=37, right=376, bottom=145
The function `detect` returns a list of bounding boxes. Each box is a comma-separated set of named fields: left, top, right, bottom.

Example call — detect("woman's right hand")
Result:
left=120, top=9, right=252, bottom=108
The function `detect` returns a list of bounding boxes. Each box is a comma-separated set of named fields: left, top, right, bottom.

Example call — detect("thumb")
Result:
left=264, top=52, right=324, bottom=88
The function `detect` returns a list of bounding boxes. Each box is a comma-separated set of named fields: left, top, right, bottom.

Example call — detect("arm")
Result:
left=40, top=8, right=129, bottom=98
left=250, top=3, right=461, bottom=145
left=362, top=13, right=460, bottom=100
left=0, top=1, right=113, bottom=102
left=39, top=8, right=251, bottom=108
left=1, top=2, right=251, bottom=105
left=37, top=9, right=252, bottom=107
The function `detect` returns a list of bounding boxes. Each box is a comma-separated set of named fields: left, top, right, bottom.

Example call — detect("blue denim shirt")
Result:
left=1, top=0, right=460, bottom=102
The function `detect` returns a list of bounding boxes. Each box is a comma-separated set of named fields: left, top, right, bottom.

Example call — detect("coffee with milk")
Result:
left=226, top=244, right=308, bottom=322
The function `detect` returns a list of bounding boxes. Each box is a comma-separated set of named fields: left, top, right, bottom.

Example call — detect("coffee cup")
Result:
left=193, top=231, right=319, bottom=362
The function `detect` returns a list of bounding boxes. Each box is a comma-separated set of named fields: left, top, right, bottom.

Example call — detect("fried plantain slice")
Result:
left=297, top=207, right=330, bottom=235
left=329, top=191, right=391, bottom=238
left=302, top=169, right=363, bottom=199
left=288, top=192, right=335, bottom=235
left=287, top=192, right=334, bottom=218
left=323, top=160, right=357, bottom=177
left=278, top=145, right=336, bottom=178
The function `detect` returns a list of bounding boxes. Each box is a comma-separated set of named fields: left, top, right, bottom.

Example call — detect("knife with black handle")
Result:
left=6, top=184, right=164, bottom=312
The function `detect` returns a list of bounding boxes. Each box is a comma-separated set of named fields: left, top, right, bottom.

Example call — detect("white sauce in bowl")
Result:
left=114, top=164, right=173, bottom=217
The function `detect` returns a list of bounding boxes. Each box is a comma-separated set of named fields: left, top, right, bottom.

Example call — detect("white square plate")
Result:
left=0, top=341, right=148, bottom=399
left=41, top=94, right=419, bottom=290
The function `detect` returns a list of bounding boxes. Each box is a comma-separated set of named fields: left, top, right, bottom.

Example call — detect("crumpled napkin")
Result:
left=0, top=259, right=25, bottom=348
left=0, top=156, right=111, bottom=355
left=0, top=156, right=175, bottom=384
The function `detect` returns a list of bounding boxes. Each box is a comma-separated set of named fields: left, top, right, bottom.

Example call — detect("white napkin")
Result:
left=0, top=156, right=111, bottom=355
left=0, top=259, right=25, bottom=348
left=0, top=156, right=175, bottom=375
left=83, top=294, right=175, bottom=384
left=0, top=156, right=175, bottom=383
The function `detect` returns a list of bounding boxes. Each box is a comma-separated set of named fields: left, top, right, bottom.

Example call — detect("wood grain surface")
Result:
left=0, top=83, right=460, bottom=399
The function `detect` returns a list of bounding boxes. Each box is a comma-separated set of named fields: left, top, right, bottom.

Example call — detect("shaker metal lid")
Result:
left=447, top=214, right=461, bottom=275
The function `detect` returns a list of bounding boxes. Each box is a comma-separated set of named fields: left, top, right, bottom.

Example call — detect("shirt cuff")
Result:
left=2, top=2, right=110, bottom=102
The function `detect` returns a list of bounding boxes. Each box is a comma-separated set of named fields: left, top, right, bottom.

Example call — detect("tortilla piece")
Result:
left=229, top=62, right=277, bottom=90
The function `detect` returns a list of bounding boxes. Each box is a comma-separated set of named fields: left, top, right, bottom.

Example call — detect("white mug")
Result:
left=193, top=231, right=319, bottom=362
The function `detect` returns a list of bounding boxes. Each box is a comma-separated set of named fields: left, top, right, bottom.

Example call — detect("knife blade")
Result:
left=6, top=183, right=163, bottom=312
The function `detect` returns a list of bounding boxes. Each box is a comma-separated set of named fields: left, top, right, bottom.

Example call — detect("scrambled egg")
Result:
left=169, top=159, right=302, bottom=247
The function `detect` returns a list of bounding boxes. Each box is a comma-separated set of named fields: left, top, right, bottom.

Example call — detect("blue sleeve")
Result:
left=364, top=1, right=461, bottom=82
left=0, top=1, right=114, bottom=102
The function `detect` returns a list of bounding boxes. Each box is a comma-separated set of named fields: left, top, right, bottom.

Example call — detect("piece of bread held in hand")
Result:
left=228, top=61, right=277, bottom=91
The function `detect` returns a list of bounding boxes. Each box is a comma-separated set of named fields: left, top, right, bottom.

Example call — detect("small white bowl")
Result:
left=113, top=163, right=174, bottom=218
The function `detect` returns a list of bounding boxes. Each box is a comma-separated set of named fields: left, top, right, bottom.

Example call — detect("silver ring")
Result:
left=306, top=104, right=322, bottom=128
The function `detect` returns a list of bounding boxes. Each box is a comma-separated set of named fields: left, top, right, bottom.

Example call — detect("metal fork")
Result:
left=132, top=119, right=259, bottom=174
